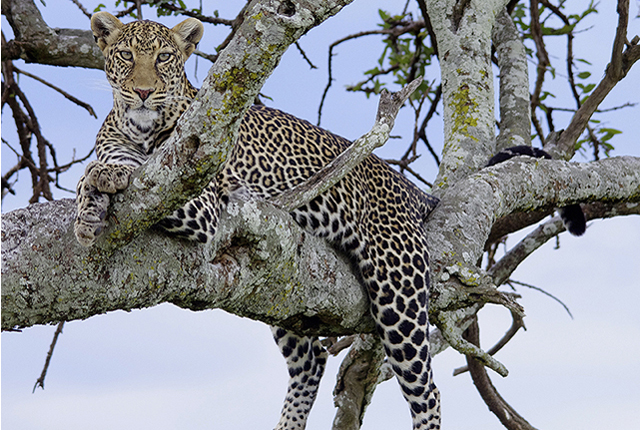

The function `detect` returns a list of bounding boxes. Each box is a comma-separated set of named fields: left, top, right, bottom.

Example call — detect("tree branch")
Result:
left=2, top=0, right=104, bottom=69
left=426, top=156, right=640, bottom=373
left=32, top=321, right=64, bottom=392
left=13, top=66, right=97, bottom=117
left=1, top=198, right=372, bottom=334
left=3, top=156, right=638, bottom=373
left=453, top=309, right=524, bottom=376
left=463, top=316, right=539, bottom=430
left=486, top=200, right=640, bottom=275
left=428, top=156, right=640, bottom=281
left=331, top=334, right=386, bottom=430
left=426, top=0, right=510, bottom=193
left=493, top=7, right=531, bottom=150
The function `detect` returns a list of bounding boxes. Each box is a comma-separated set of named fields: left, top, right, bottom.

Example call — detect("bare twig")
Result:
left=155, top=2, right=235, bottom=26
left=416, top=84, right=441, bottom=165
left=318, top=29, right=389, bottom=126
left=70, top=0, right=92, bottom=19
left=384, top=158, right=434, bottom=187
left=295, top=41, right=318, bottom=69
left=317, top=20, right=425, bottom=125
left=507, top=279, right=574, bottom=319
left=14, top=66, right=97, bottom=118
left=33, top=322, right=65, bottom=393
left=2, top=53, right=52, bottom=203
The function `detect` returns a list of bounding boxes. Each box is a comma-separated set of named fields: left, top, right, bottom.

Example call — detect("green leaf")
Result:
left=600, top=127, right=622, bottom=137
left=577, top=71, right=591, bottom=79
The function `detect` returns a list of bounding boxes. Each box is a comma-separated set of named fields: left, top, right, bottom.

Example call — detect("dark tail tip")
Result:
left=558, top=204, right=586, bottom=236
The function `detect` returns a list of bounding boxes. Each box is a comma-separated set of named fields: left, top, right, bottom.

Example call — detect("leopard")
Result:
left=75, top=12, right=587, bottom=430
left=76, top=12, right=441, bottom=428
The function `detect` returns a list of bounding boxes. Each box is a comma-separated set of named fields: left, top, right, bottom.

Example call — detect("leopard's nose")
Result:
left=134, top=88, right=154, bottom=101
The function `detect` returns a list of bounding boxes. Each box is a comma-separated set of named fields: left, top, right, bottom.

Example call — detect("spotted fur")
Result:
left=76, top=13, right=442, bottom=429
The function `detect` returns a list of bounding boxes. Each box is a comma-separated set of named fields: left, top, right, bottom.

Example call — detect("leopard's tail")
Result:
left=558, top=204, right=586, bottom=236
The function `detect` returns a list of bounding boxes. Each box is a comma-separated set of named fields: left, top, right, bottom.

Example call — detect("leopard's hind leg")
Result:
left=356, top=224, right=441, bottom=429
left=272, top=327, right=328, bottom=430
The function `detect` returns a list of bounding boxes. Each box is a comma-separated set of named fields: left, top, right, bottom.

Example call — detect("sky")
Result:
left=2, top=1, right=640, bottom=429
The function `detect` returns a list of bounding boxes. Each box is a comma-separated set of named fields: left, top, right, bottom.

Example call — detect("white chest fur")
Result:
left=125, top=108, right=160, bottom=133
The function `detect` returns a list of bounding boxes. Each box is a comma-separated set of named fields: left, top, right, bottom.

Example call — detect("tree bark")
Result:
left=493, top=7, right=531, bottom=150
left=428, top=156, right=640, bottom=280
left=1, top=198, right=371, bottom=334
left=4, top=156, right=638, bottom=333
left=2, top=0, right=104, bottom=69
left=426, top=0, right=510, bottom=192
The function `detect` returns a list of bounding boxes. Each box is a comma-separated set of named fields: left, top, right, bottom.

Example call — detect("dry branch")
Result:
left=1, top=198, right=371, bottom=334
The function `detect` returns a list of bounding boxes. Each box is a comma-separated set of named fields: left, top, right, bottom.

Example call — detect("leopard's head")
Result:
left=91, top=12, right=203, bottom=114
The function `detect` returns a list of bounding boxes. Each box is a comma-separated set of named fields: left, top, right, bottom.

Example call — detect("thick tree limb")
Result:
left=425, top=155, right=640, bottom=374
left=5, top=157, right=636, bottom=381
left=428, top=156, right=640, bottom=279
left=3, top=155, right=638, bottom=341
left=2, top=0, right=104, bottom=69
left=1, top=198, right=371, bottom=334
left=493, top=8, right=531, bottom=150
left=426, top=0, right=510, bottom=192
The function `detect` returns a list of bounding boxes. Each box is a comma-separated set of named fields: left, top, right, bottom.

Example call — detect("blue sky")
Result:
left=2, top=1, right=639, bottom=429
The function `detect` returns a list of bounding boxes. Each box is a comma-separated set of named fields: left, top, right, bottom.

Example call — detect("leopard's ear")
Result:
left=172, top=18, right=204, bottom=59
left=91, top=12, right=124, bottom=51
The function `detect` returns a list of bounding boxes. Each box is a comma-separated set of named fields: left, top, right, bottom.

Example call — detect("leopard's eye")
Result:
left=119, top=51, right=133, bottom=61
left=157, top=53, right=171, bottom=63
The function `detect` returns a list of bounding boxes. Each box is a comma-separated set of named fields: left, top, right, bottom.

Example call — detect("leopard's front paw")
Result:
left=75, top=180, right=110, bottom=247
left=84, top=160, right=133, bottom=194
